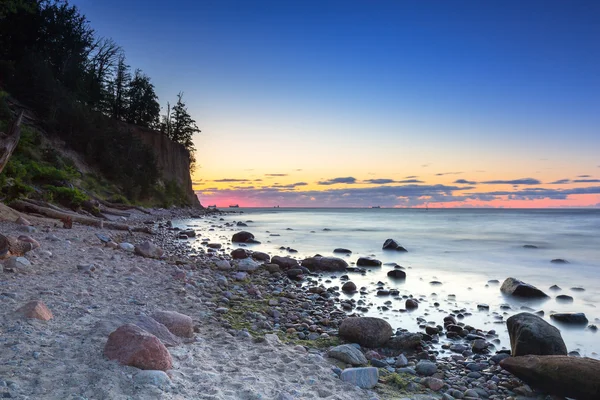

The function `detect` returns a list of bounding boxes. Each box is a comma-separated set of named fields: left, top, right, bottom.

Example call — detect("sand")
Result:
left=0, top=213, right=376, bottom=400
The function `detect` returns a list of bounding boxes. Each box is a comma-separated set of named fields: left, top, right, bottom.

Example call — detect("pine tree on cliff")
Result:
left=125, top=69, right=160, bottom=128
left=110, top=54, right=131, bottom=120
left=169, top=92, right=199, bottom=170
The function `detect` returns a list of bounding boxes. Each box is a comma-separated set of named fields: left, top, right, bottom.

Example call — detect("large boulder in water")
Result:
left=270, top=255, right=299, bottom=270
left=550, top=312, right=588, bottom=326
left=501, top=277, right=548, bottom=299
left=356, top=257, right=382, bottom=267
left=339, top=317, right=393, bottom=348
left=382, top=239, right=407, bottom=252
left=232, top=231, right=257, bottom=243
left=500, top=355, right=600, bottom=400
left=506, top=313, right=567, bottom=356
left=301, top=256, right=348, bottom=272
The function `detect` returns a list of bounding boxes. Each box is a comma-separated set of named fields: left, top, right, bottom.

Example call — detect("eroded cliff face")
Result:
left=128, top=125, right=200, bottom=207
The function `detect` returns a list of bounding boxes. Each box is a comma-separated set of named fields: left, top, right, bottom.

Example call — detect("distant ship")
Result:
left=274, top=205, right=280, bottom=208
left=207, top=205, right=217, bottom=209
left=370, top=206, right=381, bottom=209
left=229, top=204, right=239, bottom=208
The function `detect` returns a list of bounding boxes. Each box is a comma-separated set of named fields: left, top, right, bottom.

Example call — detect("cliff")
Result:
left=127, top=124, right=201, bottom=207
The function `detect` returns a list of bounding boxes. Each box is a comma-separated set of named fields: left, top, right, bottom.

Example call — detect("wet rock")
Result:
left=339, top=367, right=378, bottom=389
left=356, top=257, right=382, bottom=267
left=301, top=256, right=348, bottom=272
left=134, top=315, right=181, bottom=347
left=500, top=277, right=548, bottom=298
left=251, top=251, right=270, bottom=262
left=152, top=310, right=194, bottom=338
left=500, top=355, right=600, bottom=400
left=232, top=231, right=256, bottom=243
left=382, top=239, right=407, bottom=252
left=333, top=248, right=352, bottom=254
left=328, top=344, right=368, bottom=366
left=270, top=256, right=299, bottom=269
left=104, top=324, right=172, bottom=371
left=341, top=281, right=357, bottom=293
left=549, top=285, right=561, bottom=291
left=415, top=360, right=437, bottom=376
left=385, top=332, right=422, bottom=351
left=550, top=258, right=568, bottom=264
left=405, top=299, right=419, bottom=309
left=134, top=241, right=164, bottom=259
left=550, top=312, right=588, bottom=326
left=339, top=317, right=393, bottom=348
left=231, top=248, right=250, bottom=259
left=15, top=300, right=53, bottom=321
left=507, top=312, right=567, bottom=356
left=387, top=270, right=406, bottom=279
left=556, top=294, right=573, bottom=303
left=207, top=243, right=221, bottom=249
left=236, top=258, right=261, bottom=272
left=523, top=244, right=538, bottom=249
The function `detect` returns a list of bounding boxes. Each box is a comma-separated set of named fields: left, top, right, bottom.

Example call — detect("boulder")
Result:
left=328, top=344, right=368, bottom=366
left=501, top=277, right=548, bottom=299
left=232, top=231, right=255, bottom=243
left=236, top=258, right=261, bottom=272
left=104, top=324, right=172, bottom=371
left=134, top=315, right=182, bottom=347
left=152, top=310, right=194, bottom=338
left=301, top=256, right=348, bottom=272
left=339, top=367, right=379, bottom=389
left=500, top=355, right=600, bottom=400
left=231, top=248, right=250, bottom=259
left=270, top=256, right=299, bottom=270
left=333, top=248, right=352, bottom=254
left=415, top=360, right=437, bottom=376
left=356, top=257, right=382, bottom=267
left=550, top=312, right=588, bottom=326
left=506, top=313, right=567, bottom=356
left=341, top=281, right=357, bottom=293
left=134, top=241, right=164, bottom=259
left=387, top=270, right=406, bottom=280
left=251, top=251, right=270, bottom=262
left=385, top=332, right=422, bottom=351
left=405, top=299, right=419, bottom=309
left=338, top=317, right=393, bottom=348
left=15, top=300, right=53, bottom=321
left=382, top=239, right=407, bottom=252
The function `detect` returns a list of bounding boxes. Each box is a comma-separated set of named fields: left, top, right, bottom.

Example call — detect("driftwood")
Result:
left=0, top=110, right=24, bottom=174
left=96, top=198, right=152, bottom=215
left=9, top=200, right=154, bottom=234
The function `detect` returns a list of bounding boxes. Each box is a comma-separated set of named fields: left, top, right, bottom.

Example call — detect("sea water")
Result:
left=175, top=208, right=600, bottom=358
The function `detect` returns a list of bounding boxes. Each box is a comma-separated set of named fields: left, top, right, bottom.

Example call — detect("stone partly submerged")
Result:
left=231, top=231, right=259, bottom=244
left=382, top=239, right=407, bottom=252
left=270, top=255, right=299, bottom=269
left=338, top=317, right=393, bottom=348
left=301, top=256, right=348, bottom=272
left=500, top=277, right=549, bottom=299
left=506, top=313, right=567, bottom=356
left=356, top=257, right=382, bottom=267
left=550, top=312, right=589, bottom=326
left=500, top=355, right=600, bottom=400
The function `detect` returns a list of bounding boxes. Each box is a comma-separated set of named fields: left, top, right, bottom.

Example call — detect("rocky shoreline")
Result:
left=1, top=207, right=598, bottom=399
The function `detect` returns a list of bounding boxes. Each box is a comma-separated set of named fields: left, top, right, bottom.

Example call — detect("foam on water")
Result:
left=176, top=208, right=600, bottom=357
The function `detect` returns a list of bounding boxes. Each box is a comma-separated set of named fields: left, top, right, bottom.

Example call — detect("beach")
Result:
left=1, top=206, right=598, bottom=399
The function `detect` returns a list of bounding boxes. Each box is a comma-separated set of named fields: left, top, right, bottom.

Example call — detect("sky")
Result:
left=72, top=0, right=600, bottom=208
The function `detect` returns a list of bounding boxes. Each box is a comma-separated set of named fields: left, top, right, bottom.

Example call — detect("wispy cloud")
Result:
left=578, top=175, right=591, bottom=178
left=481, top=178, right=541, bottom=185
left=454, top=179, right=477, bottom=185
left=574, top=179, right=600, bottom=183
left=213, top=178, right=252, bottom=182
left=405, top=176, right=418, bottom=179
left=549, top=179, right=570, bottom=184
left=436, top=172, right=462, bottom=176
left=363, top=178, right=424, bottom=184
left=317, top=177, right=357, bottom=185
left=265, top=173, right=288, bottom=177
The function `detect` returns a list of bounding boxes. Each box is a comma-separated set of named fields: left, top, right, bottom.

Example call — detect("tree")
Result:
left=86, top=37, right=121, bottom=110
left=110, top=53, right=130, bottom=120
left=125, top=69, right=159, bottom=128
left=169, top=92, right=199, bottom=171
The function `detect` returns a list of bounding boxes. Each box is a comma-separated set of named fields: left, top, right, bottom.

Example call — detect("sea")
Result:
left=174, top=208, right=600, bottom=358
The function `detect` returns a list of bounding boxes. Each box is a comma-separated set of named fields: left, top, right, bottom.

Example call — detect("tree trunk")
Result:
left=0, top=110, right=24, bottom=174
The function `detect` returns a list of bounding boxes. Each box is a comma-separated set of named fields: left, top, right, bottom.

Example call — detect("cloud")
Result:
left=421, top=164, right=431, bottom=167
left=578, top=175, right=591, bottom=178
left=317, top=177, right=357, bottom=185
left=454, top=179, right=477, bottom=185
left=573, top=179, right=600, bottom=183
left=549, top=179, right=570, bottom=184
left=363, top=178, right=424, bottom=185
left=213, top=178, right=252, bottom=182
left=265, top=173, right=288, bottom=177
left=270, top=182, right=308, bottom=190
left=481, top=178, right=541, bottom=185
left=405, top=176, right=418, bottom=179
left=471, top=186, right=600, bottom=200
left=435, top=172, right=462, bottom=176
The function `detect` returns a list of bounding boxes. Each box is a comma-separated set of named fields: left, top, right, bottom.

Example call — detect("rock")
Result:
left=341, top=281, right=357, bottom=293
left=395, top=354, right=408, bottom=367
left=214, top=260, right=231, bottom=271
left=523, top=244, right=538, bottom=249
left=386, top=332, right=422, bottom=351
left=356, top=257, right=382, bottom=267
left=506, top=312, right=567, bottom=356
left=333, top=248, right=352, bottom=254
left=263, top=263, right=281, bottom=273
left=415, top=360, right=437, bottom=376
left=270, top=256, right=299, bottom=269
left=339, top=367, right=378, bottom=389
left=328, top=344, right=368, bottom=366
left=152, top=310, right=194, bottom=338
left=15, top=300, right=53, bottom=321
left=119, top=242, right=135, bottom=252
left=301, top=256, right=348, bottom=272
left=134, top=241, right=164, bottom=259
left=134, top=315, right=181, bottom=347
left=4, top=256, right=32, bottom=273
left=556, top=294, right=573, bottom=303
left=231, top=248, right=250, bottom=259
left=426, top=377, right=444, bottom=391
left=472, top=339, right=488, bottom=352
left=236, top=258, right=261, bottom=272
left=232, top=231, right=255, bottom=243
left=133, top=370, right=171, bottom=387
left=500, top=355, right=600, bottom=400
left=15, top=216, right=31, bottom=226
left=180, top=229, right=196, bottom=237
left=405, top=299, right=419, bottom=309
left=549, top=284, right=561, bottom=291
left=339, top=317, right=393, bottom=348
left=207, top=243, right=221, bottom=249
left=387, top=270, right=406, bottom=279
left=104, top=324, right=172, bottom=371
left=550, top=258, right=568, bottom=264
left=382, top=239, right=407, bottom=252
left=500, top=277, right=548, bottom=298
left=251, top=251, right=270, bottom=262
left=550, top=312, right=588, bottom=325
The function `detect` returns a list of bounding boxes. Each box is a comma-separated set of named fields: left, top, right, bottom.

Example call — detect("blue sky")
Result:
left=72, top=0, right=600, bottom=207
